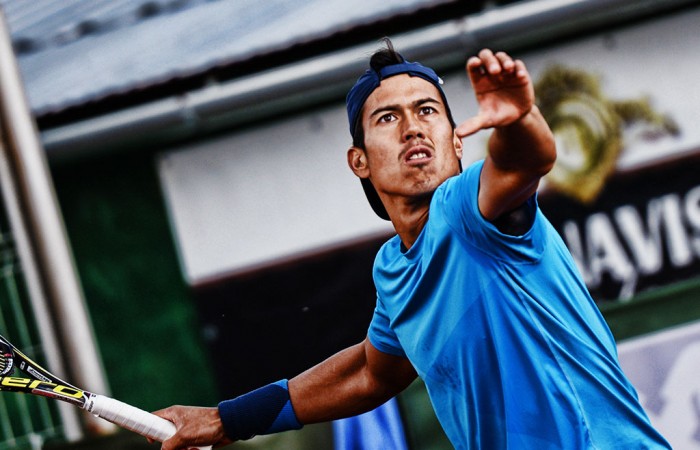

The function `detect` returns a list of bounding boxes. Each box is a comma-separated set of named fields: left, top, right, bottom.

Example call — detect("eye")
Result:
left=378, top=113, right=396, bottom=123
left=419, top=106, right=437, bottom=115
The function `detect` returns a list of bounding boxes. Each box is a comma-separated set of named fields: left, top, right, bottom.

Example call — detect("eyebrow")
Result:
left=368, top=96, right=442, bottom=119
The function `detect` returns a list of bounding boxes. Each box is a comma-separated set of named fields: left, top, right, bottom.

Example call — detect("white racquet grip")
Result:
left=88, top=395, right=212, bottom=450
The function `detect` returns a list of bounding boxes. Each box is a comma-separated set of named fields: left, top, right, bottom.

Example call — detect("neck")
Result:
left=389, top=199, right=431, bottom=250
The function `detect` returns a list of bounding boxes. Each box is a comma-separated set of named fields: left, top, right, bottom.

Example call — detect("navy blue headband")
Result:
left=345, top=59, right=445, bottom=137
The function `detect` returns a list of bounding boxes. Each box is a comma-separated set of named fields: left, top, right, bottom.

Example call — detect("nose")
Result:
left=402, top=114, right=425, bottom=142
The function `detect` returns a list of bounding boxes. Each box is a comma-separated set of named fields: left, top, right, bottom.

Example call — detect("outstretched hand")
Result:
left=150, top=405, right=232, bottom=450
left=456, top=49, right=535, bottom=138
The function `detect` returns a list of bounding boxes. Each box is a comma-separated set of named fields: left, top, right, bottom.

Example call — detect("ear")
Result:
left=453, top=130, right=464, bottom=160
left=347, top=146, right=370, bottom=178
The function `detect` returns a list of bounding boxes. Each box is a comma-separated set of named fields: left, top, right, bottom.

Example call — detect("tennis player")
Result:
left=154, top=41, right=671, bottom=449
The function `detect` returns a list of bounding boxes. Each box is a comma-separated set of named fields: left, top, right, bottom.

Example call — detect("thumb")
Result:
left=148, top=408, right=178, bottom=448
left=152, top=407, right=175, bottom=422
left=455, top=115, right=488, bottom=138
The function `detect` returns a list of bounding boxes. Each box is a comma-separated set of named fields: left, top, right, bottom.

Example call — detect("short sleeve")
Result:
left=367, top=296, right=406, bottom=357
left=439, top=159, right=544, bottom=262
left=440, top=159, right=487, bottom=229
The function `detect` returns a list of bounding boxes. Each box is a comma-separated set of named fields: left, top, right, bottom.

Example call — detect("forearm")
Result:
left=211, top=338, right=414, bottom=442
left=478, top=105, right=556, bottom=220
left=290, top=339, right=416, bottom=424
left=161, top=345, right=411, bottom=448
left=488, top=105, right=556, bottom=177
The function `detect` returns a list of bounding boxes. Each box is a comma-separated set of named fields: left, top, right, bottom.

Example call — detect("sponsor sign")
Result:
left=619, top=321, right=700, bottom=449
left=538, top=154, right=700, bottom=300
left=521, top=9, right=700, bottom=301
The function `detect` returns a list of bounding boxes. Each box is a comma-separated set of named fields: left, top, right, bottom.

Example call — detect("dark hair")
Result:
left=369, top=38, right=404, bottom=72
left=352, top=38, right=402, bottom=147
left=352, top=38, right=456, bottom=148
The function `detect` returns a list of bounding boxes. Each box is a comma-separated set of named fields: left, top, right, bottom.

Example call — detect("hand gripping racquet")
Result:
left=0, top=333, right=211, bottom=449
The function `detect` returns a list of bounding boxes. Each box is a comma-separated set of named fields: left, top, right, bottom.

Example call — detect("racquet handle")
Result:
left=88, top=395, right=212, bottom=450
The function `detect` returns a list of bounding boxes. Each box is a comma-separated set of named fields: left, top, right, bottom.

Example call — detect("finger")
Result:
left=152, top=406, right=181, bottom=423
left=161, top=437, right=173, bottom=450
left=477, top=48, right=501, bottom=74
left=495, top=51, right=515, bottom=73
left=455, top=115, right=488, bottom=138
left=161, top=435, right=182, bottom=450
left=513, top=59, right=528, bottom=79
left=466, top=55, right=486, bottom=78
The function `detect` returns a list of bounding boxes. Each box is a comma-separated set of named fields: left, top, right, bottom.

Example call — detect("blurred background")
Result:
left=0, top=0, right=698, bottom=448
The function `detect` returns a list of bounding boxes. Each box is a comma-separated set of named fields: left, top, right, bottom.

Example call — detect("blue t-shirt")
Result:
left=368, top=160, right=670, bottom=449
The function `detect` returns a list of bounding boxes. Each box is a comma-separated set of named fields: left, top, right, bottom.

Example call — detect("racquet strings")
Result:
left=0, top=340, right=14, bottom=376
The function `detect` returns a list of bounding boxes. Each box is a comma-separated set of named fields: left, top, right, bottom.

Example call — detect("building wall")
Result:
left=50, top=150, right=217, bottom=412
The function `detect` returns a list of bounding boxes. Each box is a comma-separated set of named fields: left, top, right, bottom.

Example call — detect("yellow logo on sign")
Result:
left=535, top=66, right=679, bottom=204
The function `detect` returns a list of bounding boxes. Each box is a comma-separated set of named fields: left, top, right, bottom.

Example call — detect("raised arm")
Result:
left=155, top=338, right=416, bottom=449
left=456, top=49, right=556, bottom=221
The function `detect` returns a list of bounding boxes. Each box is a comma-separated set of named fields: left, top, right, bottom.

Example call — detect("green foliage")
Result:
left=51, top=151, right=217, bottom=412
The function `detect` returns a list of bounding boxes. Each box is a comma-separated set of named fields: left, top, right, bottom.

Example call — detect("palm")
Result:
left=472, top=73, right=533, bottom=126
left=456, top=51, right=535, bottom=138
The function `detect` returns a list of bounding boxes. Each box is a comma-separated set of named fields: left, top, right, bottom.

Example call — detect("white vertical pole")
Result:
left=0, top=7, right=114, bottom=438
left=0, top=137, right=84, bottom=442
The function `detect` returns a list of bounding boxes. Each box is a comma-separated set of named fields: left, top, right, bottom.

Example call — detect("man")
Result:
left=154, top=42, right=671, bottom=449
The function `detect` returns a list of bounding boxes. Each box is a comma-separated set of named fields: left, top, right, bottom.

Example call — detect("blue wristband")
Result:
left=218, top=379, right=302, bottom=440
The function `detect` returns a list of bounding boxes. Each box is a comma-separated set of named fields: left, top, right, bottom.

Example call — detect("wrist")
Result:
left=493, top=104, right=538, bottom=131
left=217, top=379, right=303, bottom=441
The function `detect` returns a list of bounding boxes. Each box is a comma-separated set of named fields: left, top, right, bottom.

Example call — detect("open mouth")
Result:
left=404, top=146, right=433, bottom=164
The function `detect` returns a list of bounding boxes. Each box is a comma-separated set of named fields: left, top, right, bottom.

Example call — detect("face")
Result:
left=348, top=74, right=463, bottom=216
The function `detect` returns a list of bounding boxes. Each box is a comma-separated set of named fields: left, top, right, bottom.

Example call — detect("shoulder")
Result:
left=373, top=235, right=403, bottom=272
left=440, top=159, right=538, bottom=236
left=435, top=159, right=484, bottom=203
left=376, top=235, right=402, bottom=258
left=428, top=159, right=484, bottom=226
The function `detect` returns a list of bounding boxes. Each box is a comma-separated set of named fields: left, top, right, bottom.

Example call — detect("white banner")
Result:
left=619, top=321, right=700, bottom=449
left=158, top=7, right=700, bottom=285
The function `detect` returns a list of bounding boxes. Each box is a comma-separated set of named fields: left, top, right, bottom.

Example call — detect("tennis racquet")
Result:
left=0, top=333, right=211, bottom=449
